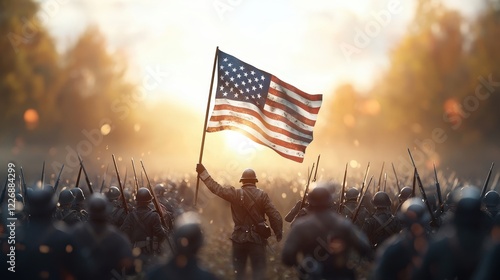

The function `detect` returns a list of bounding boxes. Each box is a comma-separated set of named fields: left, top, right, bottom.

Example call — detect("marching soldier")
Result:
left=71, top=187, right=89, bottom=222
left=395, top=186, right=412, bottom=212
left=106, top=186, right=128, bottom=228
left=17, top=188, right=86, bottom=279
left=120, top=187, right=168, bottom=267
left=482, top=190, right=500, bottom=219
left=415, top=186, right=491, bottom=279
left=71, top=193, right=135, bottom=280
left=196, top=164, right=283, bottom=280
left=371, top=198, right=430, bottom=280
left=281, top=184, right=372, bottom=280
left=147, top=212, right=218, bottom=280
left=342, top=187, right=370, bottom=228
left=54, top=189, right=82, bottom=226
left=362, top=191, right=402, bottom=249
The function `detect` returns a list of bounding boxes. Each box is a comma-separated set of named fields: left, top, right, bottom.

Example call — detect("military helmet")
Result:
left=26, top=188, right=56, bottom=218
left=239, top=168, right=258, bottom=183
left=136, top=187, right=153, bottom=203
left=484, top=190, right=500, bottom=208
left=345, top=188, right=359, bottom=201
left=154, top=183, right=166, bottom=195
left=372, top=191, right=391, bottom=209
left=174, top=212, right=203, bottom=256
left=15, top=193, right=24, bottom=204
left=398, top=197, right=429, bottom=226
left=70, top=187, right=85, bottom=203
left=59, top=189, right=75, bottom=205
left=88, top=193, right=109, bottom=222
left=307, top=186, right=333, bottom=208
left=453, top=186, right=482, bottom=227
left=398, top=186, right=412, bottom=202
left=107, top=186, right=121, bottom=201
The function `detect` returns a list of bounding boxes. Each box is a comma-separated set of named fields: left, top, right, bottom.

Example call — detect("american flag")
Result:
left=206, top=49, right=322, bottom=163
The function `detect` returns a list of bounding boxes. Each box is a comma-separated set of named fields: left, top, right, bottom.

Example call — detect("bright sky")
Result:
left=31, top=0, right=486, bottom=171
left=36, top=0, right=484, bottom=111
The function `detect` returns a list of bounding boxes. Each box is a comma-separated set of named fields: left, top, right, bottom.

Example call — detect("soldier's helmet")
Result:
left=15, top=193, right=24, bottom=205
left=174, top=211, right=203, bottom=257
left=107, top=186, right=121, bottom=201
left=398, top=187, right=412, bottom=202
left=70, top=187, right=85, bottom=203
left=59, top=189, right=75, bottom=205
left=308, top=185, right=333, bottom=209
left=26, top=188, right=56, bottom=218
left=154, top=184, right=166, bottom=196
left=88, top=193, right=109, bottom=222
left=454, top=186, right=482, bottom=227
left=136, top=187, right=153, bottom=203
left=372, top=191, right=392, bottom=209
left=43, top=184, right=55, bottom=194
left=398, top=198, right=429, bottom=226
left=483, top=190, right=500, bottom=208
left=345, top=188, right=359, bottom=201
left=239, top=168, right=258, bottom=183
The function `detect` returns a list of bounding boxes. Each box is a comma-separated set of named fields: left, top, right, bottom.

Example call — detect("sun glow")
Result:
left=223, top=131, right=263, bottom=155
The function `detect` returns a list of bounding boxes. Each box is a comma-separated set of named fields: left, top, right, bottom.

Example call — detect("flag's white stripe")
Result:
left=270, top=80, right=323, bottom=108
left=208, top=120, right=306, bottom=158
left=212, top=98, right=315, bottom=135
left=209, top=109, right=313, bottom=145
left=267, top=92, right=320, bottom=122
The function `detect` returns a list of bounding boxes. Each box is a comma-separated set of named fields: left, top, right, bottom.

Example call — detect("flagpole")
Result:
left=195, top=46, right=219, bottom=206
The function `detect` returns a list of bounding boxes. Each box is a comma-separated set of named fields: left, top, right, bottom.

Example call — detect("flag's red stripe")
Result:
left=208, top=115, right=309, bottom=150
left=268, top=87, right=321, bottom=115
left=271, top=76, right=323, bottom=101
left=207, top=125, right=304, bottom=163
left=212, top=103, right=314, bottom=137
left=209, top=114, right=312, bottom=145
left=264, top=98, right=318, bottom=127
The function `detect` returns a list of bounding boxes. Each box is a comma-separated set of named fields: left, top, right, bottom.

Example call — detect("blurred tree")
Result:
left=0, top=0, right=62, bottom=144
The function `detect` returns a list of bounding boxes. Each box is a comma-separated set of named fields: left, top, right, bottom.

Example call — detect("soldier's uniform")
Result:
left=17, top=188, right=86, bottom=279
left=106, top=186, right=128, bottom=228
left=281, top=185, right=372, bottom=280
left=120, top=188, right=168, bottom=264
left=54, top=189, right=82, bottom=226
left=340, top=187, right=370, bottom=228
left=362, top=191, right=402, bottom=249
left=371, top=198, right=430, bottom=280
left=197, top=164, right=283, bottom=280
left=71, top=193, right=135, bottom=280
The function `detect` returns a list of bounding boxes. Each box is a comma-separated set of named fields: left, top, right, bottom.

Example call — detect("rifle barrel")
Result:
left=300, top=163, right=315, bottom=210
left=112, top=155, right=129, bottom=214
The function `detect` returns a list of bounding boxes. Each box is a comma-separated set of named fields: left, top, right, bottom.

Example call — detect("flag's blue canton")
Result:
left=216, top=51, right=271, bottom=110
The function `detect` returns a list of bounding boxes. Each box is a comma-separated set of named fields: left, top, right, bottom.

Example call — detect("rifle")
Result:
left=407, top=149, right=437, bottom=224
left=352, top=176, right=374, bottom=223
left=411, top=168, right=416, bottom=198
left=140, top=160, right=174, bottom=252
left=377, top=162, right=385, bottom=192
left=112, top=155, right=129, bottom=214
left=392, top=162, right=401, bottom=192
left=75, top=165, right=83, bottom=189
left=77, top=155, right=94, bottom=194
left=433, top=163, right=443, bottom=212
left=131, top=158, right=140, bottom=194
left=99, top=164, right=109, bottom=194
left=383, top=173, right=387, bottom=192
left=41, top=161, right=45, bottom=187
left=312, top=155, right=321, bottom=182
left=338, top=162, right=348, bottom=213
left=358, top=162, right=371, bottom=202
left=480, top=162, right=495, bottom=199
left=299, top=163, right=315, bottom=210
left=53, top=164, right=65, bottom=193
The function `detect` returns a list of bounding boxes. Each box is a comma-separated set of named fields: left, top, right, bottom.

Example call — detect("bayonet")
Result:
left=377, top=162, right=385, bottom=192
left=53, top=164, right=65, bottom=193
left=112, top=155, right=129, bottom=214
left=77, top=155, right=94, bottom=194
left=338, top=162, right=348, bottom=213
left=299, top=163, right=315, bottom=210
left=352, top=176, right=373, bottom=223
left=131, top=158, right=140, bottom=194
left=408, top=149, right=437, bottom=224
left=480, top=162, right=495, bottom=199
left=433, top=163, right=443, bottom=212
left=391, top=162, right=400, bottom=192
